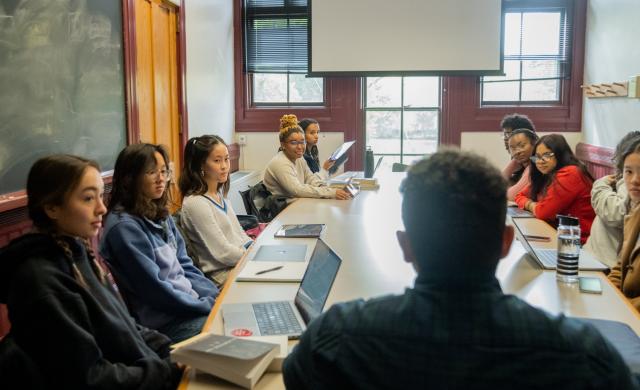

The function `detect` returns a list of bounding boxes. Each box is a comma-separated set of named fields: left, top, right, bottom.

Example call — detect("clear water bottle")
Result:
left=364, top=146, right=374, bottom=178
left=556, top=215, right=580, bottom=283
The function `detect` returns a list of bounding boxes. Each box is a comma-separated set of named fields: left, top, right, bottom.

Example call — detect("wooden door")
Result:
left=134, top=0, right=182, bottom=208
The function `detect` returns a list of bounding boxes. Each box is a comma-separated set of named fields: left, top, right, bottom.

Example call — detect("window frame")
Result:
left=364, top=76, right=441, bottom=164
left=234, top=0, right=362, bottom=142
left=440, top=0, right=585, bottom=146
left=481, top=5, right=570, bottom=105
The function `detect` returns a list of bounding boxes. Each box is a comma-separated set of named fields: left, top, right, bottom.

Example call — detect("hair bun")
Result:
left=279, top=114, right=299, bottom=132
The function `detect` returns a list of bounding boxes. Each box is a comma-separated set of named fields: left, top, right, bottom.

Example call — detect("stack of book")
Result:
left=352, top=177, right=379, bottom=190
left=171, top=333, right=287, bottom=389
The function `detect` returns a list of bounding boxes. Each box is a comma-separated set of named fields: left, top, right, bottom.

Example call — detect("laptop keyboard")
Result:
left=253, top=301, right=303, bottom=336
left=537, top=249, right=558, bottom=268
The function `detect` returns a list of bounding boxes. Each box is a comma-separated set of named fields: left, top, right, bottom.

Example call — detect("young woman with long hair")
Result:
left=609, top=136, right=640, bottom=311
left=0, top=155, right=181, bottom=388
left=100, top=143, right=219, bottom=343
left=299, top=118, right=334, bottom=177
left=515, top=134, right=595, bottom=243
left=178, top=135, right=253, bottom=287
left=263, top=114, right=350, bottom=200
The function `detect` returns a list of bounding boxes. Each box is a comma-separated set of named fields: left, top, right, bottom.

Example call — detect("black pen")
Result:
left=255, top=265, right=283, bottom=275
left=525, top=234, right=551, bottom=242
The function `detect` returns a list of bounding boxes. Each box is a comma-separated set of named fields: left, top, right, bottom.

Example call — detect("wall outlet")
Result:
left=238, top=134, right=247, bottom=145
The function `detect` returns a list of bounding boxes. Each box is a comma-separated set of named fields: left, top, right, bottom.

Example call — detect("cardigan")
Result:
left=515, top=165, right=595, bottom=244
left=263, top=151, right=336, bottom=199
left=181, top=194, right=252, bottom=272
left=584, top=177, right=627, bottom=267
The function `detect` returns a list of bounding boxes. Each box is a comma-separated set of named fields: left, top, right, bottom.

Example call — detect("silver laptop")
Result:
left=511, top=218, right=608, bottom=271
left=222, top=238, right=342, bottom=339
left=251, top=244, right=307, bottom=262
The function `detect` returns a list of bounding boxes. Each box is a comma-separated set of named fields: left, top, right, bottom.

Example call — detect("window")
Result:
left=482, top=2, right=572, bottom=104
left=252, top=73, right=324, bottom=105
left=365, top=77, right=440, bottom=171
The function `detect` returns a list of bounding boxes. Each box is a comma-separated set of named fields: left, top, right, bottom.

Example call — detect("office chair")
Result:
left=392, top=162, right=409, bottom=172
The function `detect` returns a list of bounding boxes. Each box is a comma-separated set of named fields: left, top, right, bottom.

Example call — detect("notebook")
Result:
left=511, top=217, right=608, bottom=271
left=223, top=238, right=341, bottom=339
left=274, top=224, right=326, bottom=238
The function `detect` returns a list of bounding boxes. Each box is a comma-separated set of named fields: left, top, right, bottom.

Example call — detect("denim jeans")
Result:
left=158, top=315, right=208, bottom=343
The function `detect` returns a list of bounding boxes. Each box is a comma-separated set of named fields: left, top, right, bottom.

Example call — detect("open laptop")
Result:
left=511, top=217, right=608, bottom=271
left=222, top=238, right=342, bottom=338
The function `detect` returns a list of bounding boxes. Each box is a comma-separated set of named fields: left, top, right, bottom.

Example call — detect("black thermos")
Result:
left=364, top=146, right=374, bottom=178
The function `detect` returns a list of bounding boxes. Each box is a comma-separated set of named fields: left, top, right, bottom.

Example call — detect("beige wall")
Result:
left=235, top=132, right=345, bottom=171
left=461, top=132, right=583, bottom=170
left=582, top=0, right=640, bottom=148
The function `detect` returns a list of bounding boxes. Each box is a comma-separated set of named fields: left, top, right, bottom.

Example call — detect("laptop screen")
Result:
left=294, top=238, right=342, bottom=324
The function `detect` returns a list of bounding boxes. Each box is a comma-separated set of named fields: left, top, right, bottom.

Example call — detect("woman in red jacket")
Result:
left=515, top=134, right=595, bottom=243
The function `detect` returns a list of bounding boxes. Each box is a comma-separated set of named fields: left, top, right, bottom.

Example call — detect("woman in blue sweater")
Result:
left=100, top=143, right=219, bottom=343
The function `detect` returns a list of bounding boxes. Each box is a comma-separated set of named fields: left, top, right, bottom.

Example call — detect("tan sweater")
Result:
left=608, top=203, right=640, bottom=312
left=263, top=151, right=336, bottom=199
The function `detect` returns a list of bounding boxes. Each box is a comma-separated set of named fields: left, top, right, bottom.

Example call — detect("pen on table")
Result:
left=255, top=265, right=283, bottom=275
left=525, top=234, right=551, bottom=242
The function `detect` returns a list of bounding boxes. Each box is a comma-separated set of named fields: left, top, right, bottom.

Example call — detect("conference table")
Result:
left=178, top=172, right=640, bottom=389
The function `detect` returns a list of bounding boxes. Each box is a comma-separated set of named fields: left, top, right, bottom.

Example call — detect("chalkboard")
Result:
left=0, top=0, right=126, bottom=195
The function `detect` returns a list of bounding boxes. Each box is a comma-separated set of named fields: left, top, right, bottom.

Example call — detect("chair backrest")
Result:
left=172, top=210, right=202, bottom=270
left=239, top=182, right=288, bottom=223
left=392, top=162, right=409, bottom=172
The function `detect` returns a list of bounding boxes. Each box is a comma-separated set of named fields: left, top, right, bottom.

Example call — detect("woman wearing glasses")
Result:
left=505, top=128, right=539, bottom=200
left=100, top=144, right=219, bottom=343
left=515, top=134, right=595, bottom=243
left=515, top=134, right=596, bottom=244
left=263, top=114, right=351, bottom=200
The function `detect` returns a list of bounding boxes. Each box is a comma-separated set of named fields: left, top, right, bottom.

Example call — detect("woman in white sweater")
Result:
left=263, top=114, right=351, bottom=200
left=178, top=135, right=253, bottom=287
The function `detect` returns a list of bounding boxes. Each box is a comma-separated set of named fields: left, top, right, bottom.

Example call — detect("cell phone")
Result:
left=579, top=277, right=602, bottom=294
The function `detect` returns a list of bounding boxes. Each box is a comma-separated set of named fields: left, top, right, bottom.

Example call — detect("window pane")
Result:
left=522, top=79, right=560, bottom=101
left=366, top=77, right=401, bottom=107
left=404, top=77, right=439, bottom=108
left=522, top=13, right=561, bottom=56
left=522, top=60, right=560, bottom=80
left=374, top=154, right=401, bottom=173
left=482, top=60, right=520, bottom=102
left=289, top=74, right=323, bottom=103
left=504, top=12, right=522, bottom=56
left=366, top=111, right=401, bottom=154
left=403, top=111, right=439, bottom=155
left=253, top=73, right=287, bottom=102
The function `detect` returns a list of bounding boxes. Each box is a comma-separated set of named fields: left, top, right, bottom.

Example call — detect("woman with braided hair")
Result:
left=0, top=155, right=181, bottom=389
left=263, top=114, right=351, bottom=200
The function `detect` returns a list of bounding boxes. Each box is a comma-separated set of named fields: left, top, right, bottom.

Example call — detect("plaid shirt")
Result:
left=283, top=277, right=637, bottom=390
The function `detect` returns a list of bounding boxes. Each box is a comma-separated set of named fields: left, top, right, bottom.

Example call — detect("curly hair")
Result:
left=180, top=135, right=231, bottom=199
left=279, top=114, right=304, bottom=143
left=500, top=113, right=536, bottom=132
left=400, top=148, right=507, bottom=270
left=108, top=143, right=172, bottom=221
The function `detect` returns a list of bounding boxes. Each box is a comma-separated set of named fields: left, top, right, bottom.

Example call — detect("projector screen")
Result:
left=309, top=0, right=503, bottom=76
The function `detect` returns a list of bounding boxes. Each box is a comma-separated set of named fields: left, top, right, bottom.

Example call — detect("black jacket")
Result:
left=0, top=233, right=181, bottom=389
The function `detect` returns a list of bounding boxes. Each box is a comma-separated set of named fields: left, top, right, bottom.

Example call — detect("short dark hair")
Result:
left=508, top=128, right=539, bottom=145
left=400, top=149, right=507, bottom=276
left=180, top=135, right=231, bottom=199
left=614, top=131, right=640, bottom=175
left=500, top=113, right=536, bottom=132
left=109, top=143, right=172, bottom=221
left=27, top=154, right=100, bottom=231
left=529, top=134, right=593, bottom=200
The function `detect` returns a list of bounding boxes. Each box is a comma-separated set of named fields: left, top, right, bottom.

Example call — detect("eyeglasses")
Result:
left=146, top=168, right=172, bottom=181
left=287, top=140, right=306, bottom=146
left=530, top=152, right=555, bottom=164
